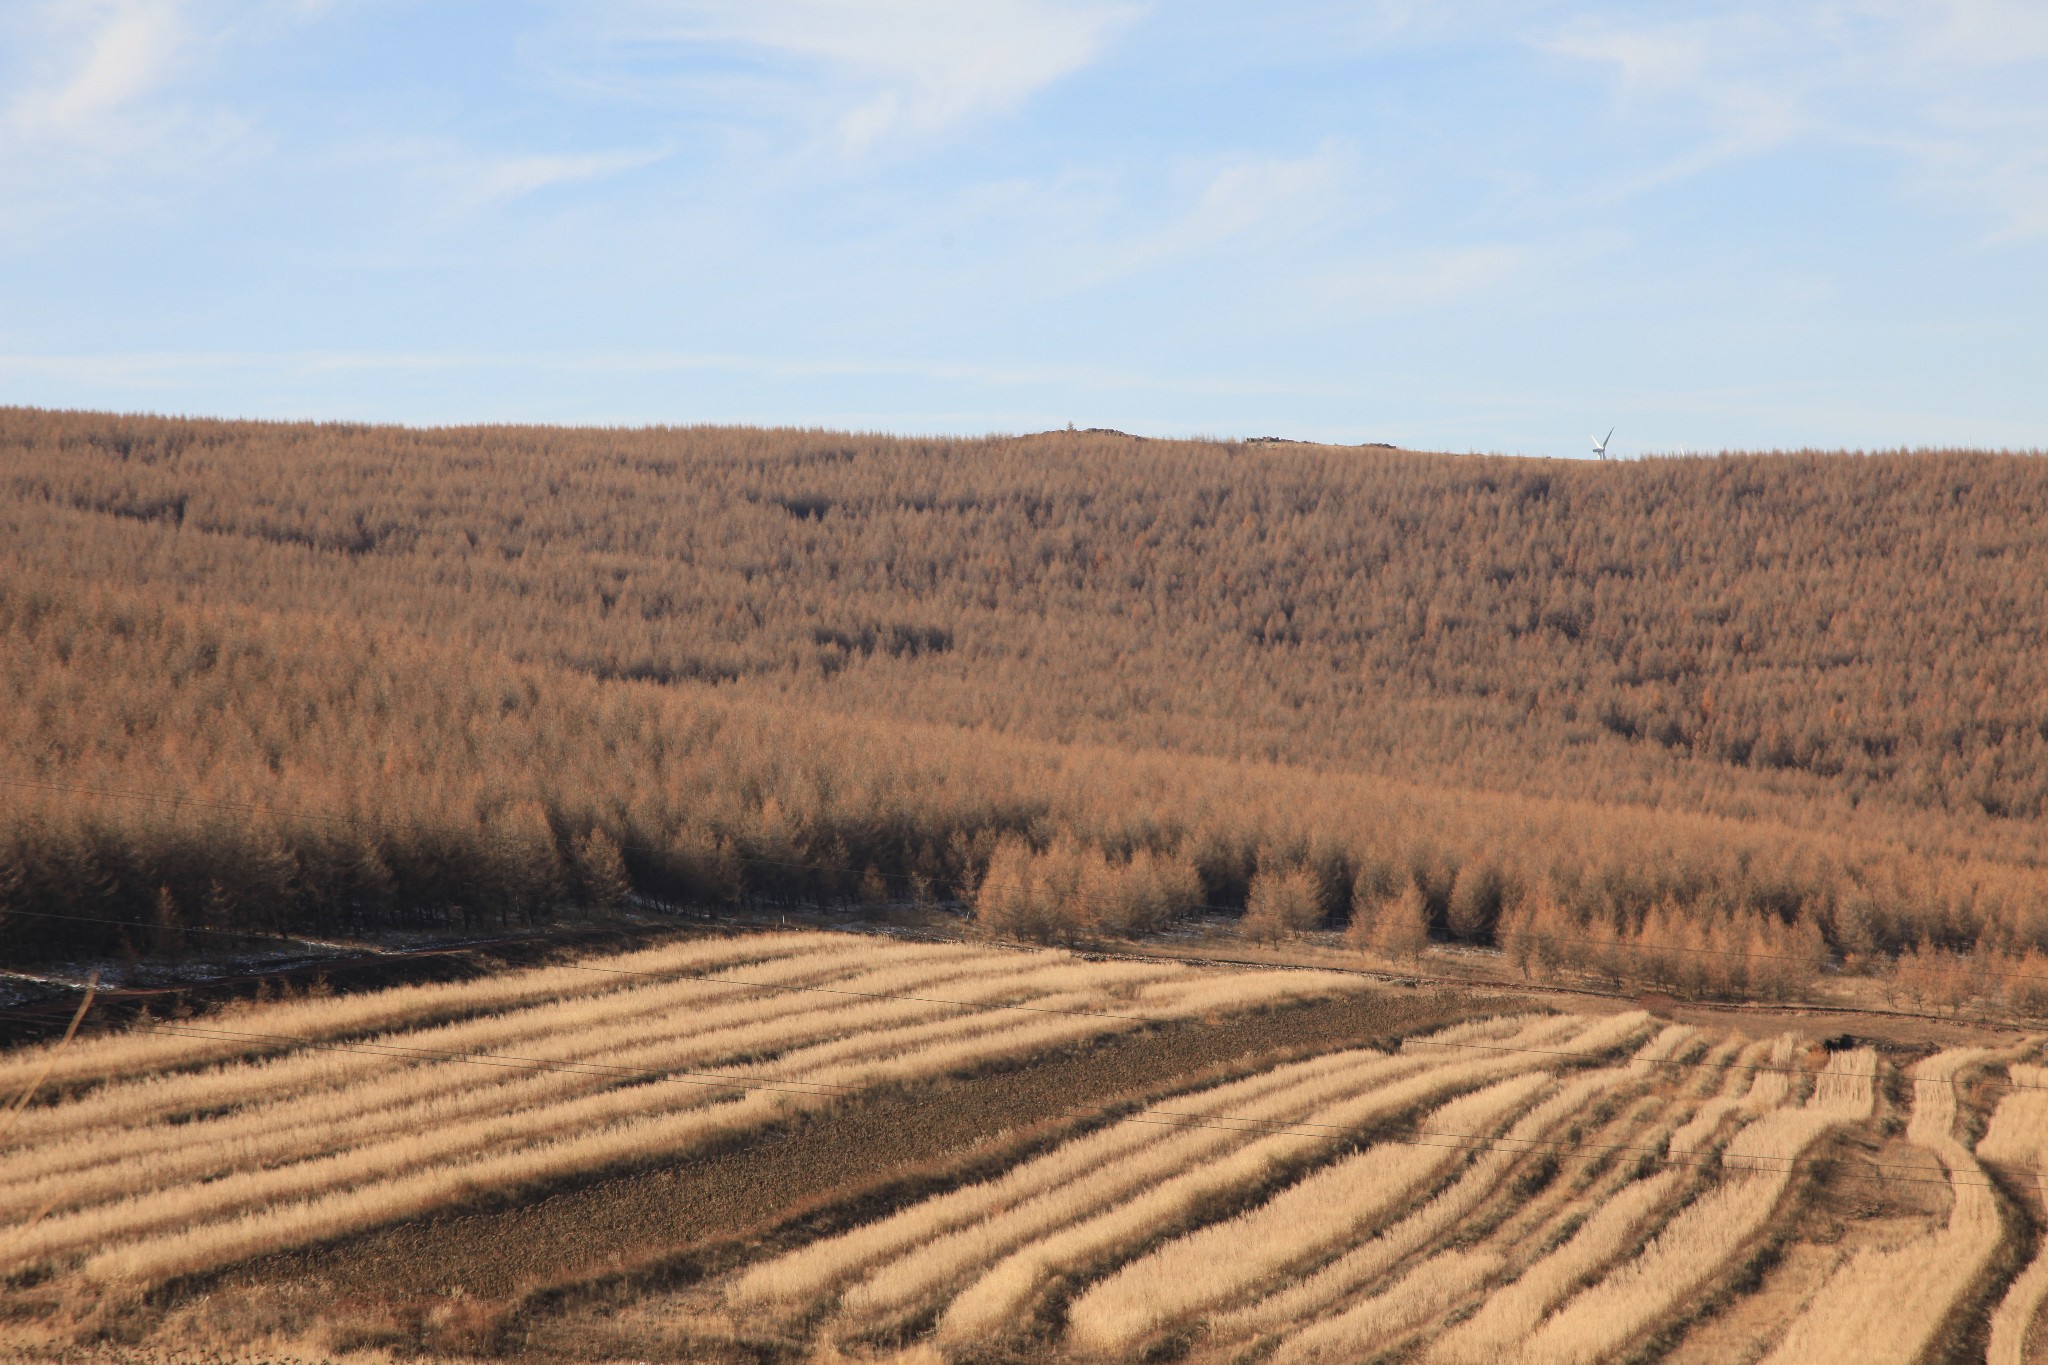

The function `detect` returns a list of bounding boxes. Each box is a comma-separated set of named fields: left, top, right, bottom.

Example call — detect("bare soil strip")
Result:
left=224, top=985, right=1492, bottom=1316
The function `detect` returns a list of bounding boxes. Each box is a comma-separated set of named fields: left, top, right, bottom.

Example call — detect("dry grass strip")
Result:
left=1424, top=1041, right=1868, bottom=1365
left=1225, top=1063, right=1645, bottom=1341
left=928, top=1015, right=1628, bottom=1343
left=1426, top=1166, right=1689, bottom=1364
left=1234, top=1025, right=1702, bottom=1353
left=0, top=931, right=832, bottom=1095
left=1276, top=1246, right=1508, bottom=1363
left=1452, top=1031, right=1750, bottom=1286
left=1664, top=1036, right=1777, bottom=1160
left=0, top=936, right=890, bottom=1148
left=1075, top=1020, right=1675, bottom=1353
left=727, top=1039, right=1407, bottom=1311
left=803, top=1017, right=1570, bottom=1324
left=8, top=936, right=1368, bottom=1287
left=1065, top=1070, right=1556, bottom=1352
left=0, top=948, right=1092, bottom=1226
left=1983, top=1060, right=2048, bottom=1365
left=1509, top=1047, right=1875, bottom=1365
left=1760, top=1047, right=2014, bottom=1365
left=0, top=940, right=984, bottom=1168
left=827, top=1048, right=1461, bottom=1323
left=14, top=979, right=1121, bottom=1276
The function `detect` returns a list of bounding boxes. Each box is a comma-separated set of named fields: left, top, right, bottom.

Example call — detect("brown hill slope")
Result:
left=3, top=409, right=2045, bottom=989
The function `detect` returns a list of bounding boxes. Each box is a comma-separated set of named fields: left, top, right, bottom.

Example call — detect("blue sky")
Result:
left=1, top=1, right=2044, bottom=454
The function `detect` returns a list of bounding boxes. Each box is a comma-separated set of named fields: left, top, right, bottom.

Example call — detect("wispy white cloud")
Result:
left=578, top=0, right=1139, bottom=153
left=326, top=137, right=675, bottom=223
left=1546, top=1, right=2048, bottom=237
left=1105, top=142, right=1352, bottom=275
left=1021, top=139, right=1533, bottom=317
left=466, top=147, right=671, bottom=204
left=1315, top=243, right=1530, bottom=312
left=1548, top=15, right=1806, bottom=155
left=6, top=0, right=190, bottom=141
left=1, top=1, right=2042, bottom=448
left=0, top=2, right=671, bottom=239
left=0, top=0, right=267, bottom=239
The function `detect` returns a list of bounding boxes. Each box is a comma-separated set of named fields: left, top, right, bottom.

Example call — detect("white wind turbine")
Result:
left=1591, top=427, right=1614, bottom=460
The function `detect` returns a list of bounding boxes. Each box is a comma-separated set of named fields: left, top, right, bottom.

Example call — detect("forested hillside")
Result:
left=4, top=408, right=2046, bottom=1003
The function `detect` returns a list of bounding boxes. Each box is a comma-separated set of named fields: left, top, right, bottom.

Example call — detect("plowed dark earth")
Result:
left=191, top=984, right=1503, bottom=1354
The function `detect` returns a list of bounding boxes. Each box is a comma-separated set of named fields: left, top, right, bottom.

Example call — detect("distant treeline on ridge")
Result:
left=3, top=408, right=2045, bottom=1010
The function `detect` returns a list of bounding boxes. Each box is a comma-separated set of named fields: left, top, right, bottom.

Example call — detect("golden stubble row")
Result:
left=1068, top=1015, right=1671, bottom=1353
left=1, top=933, right=891, bottom=1148
left=1067, top=1071, right=1555, bottom=1352
left=756, top=1013, right=1630, bottom=1343
left=1286, top=1055, right=1720, bottom=1365
left=1762, top=1046, right=2019, bottom=1365
left=1, top=948, right=1154, bottom=1226
left=1256, top=1025, right=1710, bottom=1363
left=1407, top=1040, right=1868, bottom=1365
left=791, top=1023, right=1864, bottom=1365
left=31, top=946, right=1139, bottom=1161
left=13, top=985, right=1075, bottom=1271
left=726, top=1038, right=1440, bottom=1313
left=1310, top=1031, right=1744, bottom=1358
left=1505, top=1046, right=1876, bottom=1365
left=5, top=933, right=1363, bottom=1286
left=1423, top=1168, right=1686, bottom=1365
left=73, top=966, right=1351, bottom=1286
left=734, top=1014, right=1570, bottom=1319
left=0, top=937, right=1008, bottom=1172
left=939, top=1013, right=1651, bottom=1347
left=848, top=1044, right=1479, bottom=1327
left=0, top=930, right=834, bottom=1097
left=1228, top=1043, right=1690, bottom=1345
left=1663, top=1036, right=1779, bottom=1160
left=1983, top=1059, right=2048, bottom=1365
left=928, top=1018, right=1607, bottom=1345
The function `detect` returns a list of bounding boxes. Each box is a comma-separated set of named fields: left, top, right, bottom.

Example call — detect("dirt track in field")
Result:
left=223, top=985, right=1505, bottom=1312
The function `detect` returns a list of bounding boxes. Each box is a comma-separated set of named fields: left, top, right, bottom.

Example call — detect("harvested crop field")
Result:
left=3, top=929, right=2045, bottom=1364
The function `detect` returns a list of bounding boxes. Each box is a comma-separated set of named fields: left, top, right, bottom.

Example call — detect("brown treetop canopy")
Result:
left=3, top=407, right=2045, bottom=968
